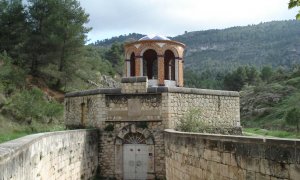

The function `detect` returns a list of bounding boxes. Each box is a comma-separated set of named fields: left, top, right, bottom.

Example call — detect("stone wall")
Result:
left=165, top=129, right=300, bottom=180
left=0, top=129, right=98, bottom=180
left=99, top=122, right=165, bottom=179
left=162, top=88, right=240, bottom=134
left=64, top=85, right=241, bottom=179
left=65, top=94, right=106, bottom=129
left=121, top=77, right=148, bottom=94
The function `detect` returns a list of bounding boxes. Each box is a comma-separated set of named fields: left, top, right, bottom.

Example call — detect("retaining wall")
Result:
left=0, top=129, right=98, bottom=180
left=165, top=129, right=300, bottom=180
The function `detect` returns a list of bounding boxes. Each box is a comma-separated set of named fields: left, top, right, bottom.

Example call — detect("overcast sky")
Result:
left=79, top=0, right=298, bottom=43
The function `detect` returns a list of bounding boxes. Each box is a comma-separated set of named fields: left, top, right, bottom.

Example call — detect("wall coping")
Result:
left=164, top=129, right=300, bottom=147
left=121, top=76, right=147, bottom=83
left=0, top=129, right=98, bottom=162
left=65, top=87, right=239, bottom=97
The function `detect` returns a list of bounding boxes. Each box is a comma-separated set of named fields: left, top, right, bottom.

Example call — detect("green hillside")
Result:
left=175, top=20, right=300, bottom=73
left=240, top=68, right=300, bottom=138
left=94, top=20, right=300, bottom=74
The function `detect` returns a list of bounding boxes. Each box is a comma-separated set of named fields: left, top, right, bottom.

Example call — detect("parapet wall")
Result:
left=0, top=129, right=98, bottom=180
left=165, top=129, right=300, bottom=180
left=165, top=90, right=240, bottom=133
left=65, top=86, right=240, bottom=133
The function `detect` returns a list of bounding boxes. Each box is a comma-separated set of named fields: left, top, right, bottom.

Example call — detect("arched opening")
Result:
left=143, top=49, right=157, bottom=79
left=130, top=52, right=135, bottom=76
left=164, top=50, right=175, bottom=80
left=123, top=132, right=146, bottom=144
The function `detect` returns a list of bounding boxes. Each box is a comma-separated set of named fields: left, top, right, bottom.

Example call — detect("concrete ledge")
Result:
left=65, top=88, right=121, bottom=97
left=0, top=129, right=98, bottom=162
left=65, top=86, right=239, bottom=97
left=164, top=129, right=300, bottom=146
left=148, top=87, right=239, bottom=97
left=121, top=76, right=147, bottom=83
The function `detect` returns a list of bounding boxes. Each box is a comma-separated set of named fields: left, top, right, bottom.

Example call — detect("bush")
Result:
left=176, top=108, right=209, bottom=132
left=4, top=88, right=63, bottom=124
left=285, top=107, right=300, bottom=133
left=0, top=53, right=26, bottom=94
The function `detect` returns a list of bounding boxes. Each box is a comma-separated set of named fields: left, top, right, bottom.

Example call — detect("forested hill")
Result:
left=176, top=20, right=300, bottom=73
left=93, top=33, right=145, bottom=47
left=93, top=20, right=300, bottom=73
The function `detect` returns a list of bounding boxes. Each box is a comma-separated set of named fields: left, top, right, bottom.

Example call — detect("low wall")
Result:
left=0, top=129, right=98, bottom=180
left=165, top=91, right=241, bottom=134
left=165, top=129, right=300, bottom=180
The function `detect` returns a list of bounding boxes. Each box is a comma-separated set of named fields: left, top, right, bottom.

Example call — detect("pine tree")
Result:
left=26, top=0, right=91, bottom=89
left=0, top=0, right=28, bottom=63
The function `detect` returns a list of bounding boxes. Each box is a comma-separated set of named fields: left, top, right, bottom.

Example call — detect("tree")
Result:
left=261, top=66, right=273, bottom=82
left=104, top=43, right=124, bottom=75
left=0, top=0, right=28, bottom=63
left=26, top=0, right=91, bottom=89
left=223, top=67, right=247, bottom=91
left=285, top=107, right=300, bottom=133
left=245, top=66, right=260, bottom=85
left=289, top=0, right=300, bottom=19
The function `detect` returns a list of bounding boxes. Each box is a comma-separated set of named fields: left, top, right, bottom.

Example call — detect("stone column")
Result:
left=158, top=55, right=165, bottom=86
left=135, top=56, right=142, bottom=76
left=178, top=58, right=183, bottom=87
left=175, top=58, right=179, bottom=83
left=126, top=60, right=130, bottom=77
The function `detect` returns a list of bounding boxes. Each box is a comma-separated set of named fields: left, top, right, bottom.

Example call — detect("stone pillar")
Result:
left=126, top=60, right=130, bottom=77
left=135, top=56, right=142, bottom=76
left=158, top=55, right=165, bottom=86
left=178, top=58, right=183, bottom=87
left=175, top=58, right=179, bottom=83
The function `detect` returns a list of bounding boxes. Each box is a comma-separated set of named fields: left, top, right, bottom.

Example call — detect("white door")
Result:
left=123, top=144, right=148, bottom=180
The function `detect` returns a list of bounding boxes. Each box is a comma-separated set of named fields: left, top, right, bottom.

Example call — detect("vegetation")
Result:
left=240, top=66, right=300, bottom=135
left=243, top=128, right=300, bottom=139
left=0, top=0, right=123, bottom=143
left=176, top=108, right=209, bottom=133
left=289, top=0, right=300, bottom=19
left=285, top=108, right=300, bottom=133
left=1, top=1, right=300, bottom=142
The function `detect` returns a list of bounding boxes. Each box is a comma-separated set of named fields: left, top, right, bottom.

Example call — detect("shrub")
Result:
left=285, top=107, right=300, bottom=133
left=4, top=88, right=63, bottom=124
left=176, top=108, right=209, bottom=132
left=0, top=53, right=26, bottom=94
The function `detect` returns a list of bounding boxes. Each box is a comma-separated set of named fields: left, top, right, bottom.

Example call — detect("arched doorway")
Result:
left=164, top=50, right=175, bottom=80
left=143, top=49, right=158, bottom=79
left=115, top=124, right=155, bottom=179
left=123, top=132, right=148, bottom=179
left=130, top=52, right=135, bottom=76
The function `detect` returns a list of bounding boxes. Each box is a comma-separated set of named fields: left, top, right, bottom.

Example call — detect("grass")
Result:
left=243, top=128, right=300, bottom=139
left=0, top=115, right=66, bottom=144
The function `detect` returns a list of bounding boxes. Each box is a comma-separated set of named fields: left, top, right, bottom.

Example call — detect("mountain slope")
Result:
left=94, top=20, right=300, bottom=73
left=175, top=20, right=300, bottom=73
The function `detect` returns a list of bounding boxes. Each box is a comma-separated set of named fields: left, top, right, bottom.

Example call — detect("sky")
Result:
left=79, top=0, right=299, bottom=43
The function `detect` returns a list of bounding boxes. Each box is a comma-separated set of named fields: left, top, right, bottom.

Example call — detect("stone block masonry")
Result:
left=0, top=129, right=98, bottom=180
left=64, top=84, right=241, bottom=179
left=165, top=129, right=300, bottom=180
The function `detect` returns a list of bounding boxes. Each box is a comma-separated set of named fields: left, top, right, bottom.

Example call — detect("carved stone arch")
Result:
left=125, top=46, right=138, bottom=59
left=161, top=44, right=179, bottom=57
left=137, top=43, right=163, bottom=56
left=115, top=124, right=154, bottom=145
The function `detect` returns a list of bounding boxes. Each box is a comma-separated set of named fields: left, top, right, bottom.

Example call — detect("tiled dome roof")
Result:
left=138, top=35, right=170, bottom=41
